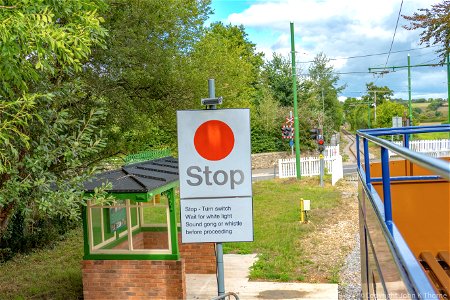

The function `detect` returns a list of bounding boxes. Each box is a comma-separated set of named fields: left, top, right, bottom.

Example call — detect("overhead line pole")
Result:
left=447, top=54, right=450, bottom=125
left=369, top=58, right=449, bottom=125
left=408, top=54, right=412, bottom=123
left=290, top=22, right=301, bottom=179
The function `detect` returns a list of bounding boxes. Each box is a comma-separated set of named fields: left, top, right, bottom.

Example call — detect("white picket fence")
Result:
left=389, top=139, right=450, bottom=158
left=278, top=152, right=344, bottom=185
left=323, top=145, right=339, bottom=157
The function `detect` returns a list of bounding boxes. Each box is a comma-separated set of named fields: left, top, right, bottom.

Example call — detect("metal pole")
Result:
left=447, top=54, right=449, bottom=125
left=407, top=54, right=412, bottom=124
left=368, top=104, right=371, bottom=129
left=356, top=135, right=360, bottom=170
left=290, top=22, right=301, bottom=179
left=290, top=111, right=294, bottom=156
left=363, top=138, right=371, bottom=186
left=381, top=147, right=393, bottom=234
left=321, top=88, right=324, bottom=118
left=320, top=154, right=324, bottom=187
left=208, top=79, right=225, bottom=296
left=374, top=92, right=377, bottom=125
left=208, top=79, right=217, bottom=110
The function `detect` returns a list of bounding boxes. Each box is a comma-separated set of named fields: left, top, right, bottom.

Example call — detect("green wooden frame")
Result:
left=83, top=182, right=180, bottom=260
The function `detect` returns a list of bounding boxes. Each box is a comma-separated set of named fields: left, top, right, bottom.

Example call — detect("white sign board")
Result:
left=180, top=197, right=253, bottom=243
left=177, top=109, right=252, bottom=199
left=392, top=116, right=402, bottom=128
left=177, top=109, right=253, bottom=243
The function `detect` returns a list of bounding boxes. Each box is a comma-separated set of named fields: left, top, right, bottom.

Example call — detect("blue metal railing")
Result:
left=356, top=124, right=450, bottom=299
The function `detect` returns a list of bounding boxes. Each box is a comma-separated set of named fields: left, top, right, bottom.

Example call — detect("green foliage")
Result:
left=262, top=53, right=293, bottom=107
left=0, top=228, right=84, bottom=299
left=0, top=0, right=108, bottom=251
left=362, top=83, right=393, bottom=105
left=343, top=97, right=370, bottom=130
left=251, top=86, right=288, bottom=153
left=299, top=53, right=344, bottom=139
left=185, top=22, right=264, bottom=109
left=403, top=1, right=450, bottom=62
left=261, top=53, right=344, bottom=150
left=427, top=99, right=443, bottom=111
left=374, top=101, right=407, bottom=128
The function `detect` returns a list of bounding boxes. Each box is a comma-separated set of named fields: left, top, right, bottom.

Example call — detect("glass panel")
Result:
left=130, top=206, right=138, bottom=228
left=91, top=207, right=102, bottom=247
left=139, top=202, right=170, bottom=250
left=142, top=202, right=168, bottom=226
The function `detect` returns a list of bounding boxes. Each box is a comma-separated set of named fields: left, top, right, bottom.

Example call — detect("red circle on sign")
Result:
left=194, top=120, right=235, bottom=161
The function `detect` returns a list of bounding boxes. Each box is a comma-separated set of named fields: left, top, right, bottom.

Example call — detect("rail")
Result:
left=356, top=124, right=450, bottom=299
left=210, top=292, right=240, bottom=300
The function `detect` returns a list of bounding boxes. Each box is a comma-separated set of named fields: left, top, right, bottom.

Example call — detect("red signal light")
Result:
left=318, top=139, right=324, bottom=145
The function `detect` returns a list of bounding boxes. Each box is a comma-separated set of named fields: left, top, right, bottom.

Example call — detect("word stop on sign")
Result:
left=177, top=109, right=252, bottom=199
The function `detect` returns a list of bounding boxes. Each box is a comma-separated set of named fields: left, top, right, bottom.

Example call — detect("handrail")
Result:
left=359, top=124, right=450, bottom=135
left=210, top=292, right=240, bottom=300
left=357, top=128, right=450, bottom=179
left=356, top=124, right=449, bottom=299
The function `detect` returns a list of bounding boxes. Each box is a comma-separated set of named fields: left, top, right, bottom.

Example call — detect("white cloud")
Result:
left=220, top=0, right=446, bottom=99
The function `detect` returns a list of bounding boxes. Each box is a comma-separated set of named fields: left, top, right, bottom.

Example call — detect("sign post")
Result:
left=177, top=82, right=253, bottom=296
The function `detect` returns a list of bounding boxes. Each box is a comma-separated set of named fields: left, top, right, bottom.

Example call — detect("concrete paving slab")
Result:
left=186, top=254, right=338, bottom=300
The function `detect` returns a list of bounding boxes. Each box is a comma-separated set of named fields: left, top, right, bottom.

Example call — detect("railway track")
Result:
left=341, top=128, right=358, bottom=160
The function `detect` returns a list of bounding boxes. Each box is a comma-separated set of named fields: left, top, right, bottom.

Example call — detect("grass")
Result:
left=0, top=228, right=84, bottom=299
left=223, top=177, right=342, bottom=282
left=0, top=178, right=344, bottom=298
left=412, top=132, right=449, bottom=140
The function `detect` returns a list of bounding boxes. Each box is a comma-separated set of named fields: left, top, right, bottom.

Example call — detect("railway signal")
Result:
left=282, top=125, right=294, bottom=139
left=317, top=136, right=325, bottom=153
left=310, top=128, right=319, bottom=140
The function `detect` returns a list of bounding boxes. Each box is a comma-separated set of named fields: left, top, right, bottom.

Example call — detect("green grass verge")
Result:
left=0, top=228, right=84, bottom=299
left=0, top=179, right=342, bottom=297
left=223, top=178, right=341, bottom=282
left=412, top=132, right=449, bottom=140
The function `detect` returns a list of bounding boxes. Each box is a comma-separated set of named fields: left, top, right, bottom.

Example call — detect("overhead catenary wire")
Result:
left=383, top=0, right=404, bottom=68
left=294, top=45, right=438, bottom=64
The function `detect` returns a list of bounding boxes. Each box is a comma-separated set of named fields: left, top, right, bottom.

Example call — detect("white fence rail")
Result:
left=389, top=139, right=450, bottom=158
left=323, top=145, right=339, bottom=157
left=278, top=155, right=343, bottom=185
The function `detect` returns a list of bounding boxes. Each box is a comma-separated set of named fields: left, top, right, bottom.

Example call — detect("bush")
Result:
left=0, top=210, right=79, bottom=263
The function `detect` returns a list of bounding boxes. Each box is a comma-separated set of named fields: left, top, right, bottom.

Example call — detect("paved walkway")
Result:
left=186, top=254, right=338, bottom=300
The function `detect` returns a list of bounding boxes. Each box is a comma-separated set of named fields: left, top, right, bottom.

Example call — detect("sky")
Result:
left=208, top=0, right=448, bottom=101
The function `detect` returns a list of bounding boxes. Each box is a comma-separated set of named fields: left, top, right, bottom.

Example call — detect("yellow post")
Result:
left=300, top=198, right=304, bottom=223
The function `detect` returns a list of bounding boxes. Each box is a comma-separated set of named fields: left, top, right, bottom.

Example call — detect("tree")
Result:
left=262, top=53, right=293, bottom=107
left=85, top=0, right=215, bottom=155
left=343, top=98, right=369, bottom=130
left=376, top=101, right=407, bottom=128
left=0, top=1, right=107, bottom=242
left=251, top=85, right=287, bottom=153
left=362, top=83, right=394, bottom=105
left=185, top=22, right=264, bottom=109
left=403, top=1, right=450, bottom=62
left=306, top=53, right=344, bottom=138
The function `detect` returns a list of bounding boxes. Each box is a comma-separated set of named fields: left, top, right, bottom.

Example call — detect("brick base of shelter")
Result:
left=82, top=260, right=185, bottom=300
left=178, top=233, right=216, bottom=274
left=82, top=232, right=216, bottom=299
left=114, top=231, right=216, bottom=274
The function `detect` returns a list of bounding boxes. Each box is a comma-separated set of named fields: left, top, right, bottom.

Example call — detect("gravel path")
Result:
left=338, top=231, right=362, bottom=299
left=337, top=177, right=362, bottom=300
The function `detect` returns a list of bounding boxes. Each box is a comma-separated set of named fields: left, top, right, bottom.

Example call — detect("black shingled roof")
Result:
left=84, top=157, right=179, bottom=193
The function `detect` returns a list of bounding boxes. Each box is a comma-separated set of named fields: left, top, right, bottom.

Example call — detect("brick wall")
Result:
left=178, top=233, right=216, bottom=274
left=114, top=231, right=169, bottom=250
left=82, top=260, right=185, bottom=300
left=104, top=231, right=216, bottom=274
